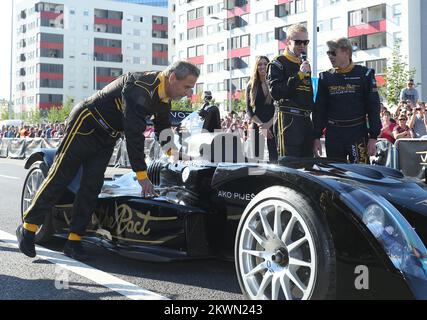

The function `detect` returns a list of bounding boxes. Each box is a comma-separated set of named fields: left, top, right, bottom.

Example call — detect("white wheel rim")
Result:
left=238, top=199, right=318, bottom=300
left=22, top=168, right=44, bottom=213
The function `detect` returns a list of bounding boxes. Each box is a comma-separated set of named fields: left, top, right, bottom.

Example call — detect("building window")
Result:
left=366, top=59, right=386, bottom=74
left=350, top=32, right=386, bottom=51
left=195, top=83, right=204, bottom=94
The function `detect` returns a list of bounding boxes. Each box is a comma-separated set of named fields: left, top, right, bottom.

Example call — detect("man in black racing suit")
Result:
left=267, top=24, right=314, bottom=158
left=313, top=37, right=381, bottom=163
left=16, top=61, right=199, bottom=261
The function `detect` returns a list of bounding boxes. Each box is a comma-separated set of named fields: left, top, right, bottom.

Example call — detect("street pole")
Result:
left=9, top=0, right=14, bottom=119
left=228, top=23, right=232, bottom=112
left=94, top=56, right=97, bottom=91
left=311, top=0, right=318, bottom=77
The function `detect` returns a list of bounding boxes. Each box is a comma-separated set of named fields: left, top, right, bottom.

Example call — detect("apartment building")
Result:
left=170, top=0, right=426, bottom=110
left=13, top=0, right=168, bottom=113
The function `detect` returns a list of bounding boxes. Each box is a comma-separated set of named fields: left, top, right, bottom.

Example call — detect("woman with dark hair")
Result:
left=246, top=56, right=278, bottom=162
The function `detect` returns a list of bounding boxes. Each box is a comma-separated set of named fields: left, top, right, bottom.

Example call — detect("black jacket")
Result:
left=83, top=71, right=173, bottom=173
left=246, top=82, right=275, bottom=123
left=313, top=64, right=381, bottom=140
left=267, top=50, right=314, bottom=112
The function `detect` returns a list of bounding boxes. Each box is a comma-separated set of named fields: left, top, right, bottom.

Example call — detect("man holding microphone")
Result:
left=267, top=24, right=314, bottom=158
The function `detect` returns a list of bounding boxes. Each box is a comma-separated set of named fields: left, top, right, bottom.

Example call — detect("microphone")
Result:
left=300, top=52, right=310, bottom=78
left=301, top=52, right=307, bottom=62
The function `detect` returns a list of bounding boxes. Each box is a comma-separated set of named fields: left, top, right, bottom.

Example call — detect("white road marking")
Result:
left=0, top=174, right=20, bottom=180
left=0, top=229, right=169, bottom=300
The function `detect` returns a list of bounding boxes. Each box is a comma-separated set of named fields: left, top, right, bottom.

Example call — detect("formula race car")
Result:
left=21, top=111, right=427, bottom=300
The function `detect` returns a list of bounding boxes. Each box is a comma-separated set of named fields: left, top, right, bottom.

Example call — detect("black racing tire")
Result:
left=21, top=161, right=54, bottom=244
left=235, top=186, right=336, bottom=300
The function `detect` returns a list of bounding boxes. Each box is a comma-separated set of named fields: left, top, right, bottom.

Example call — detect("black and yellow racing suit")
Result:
left=313, top=64, right=381, bottom=163
left=267, top=50, right=314, bottom=158
left=23, top=71, right=175, bottom=235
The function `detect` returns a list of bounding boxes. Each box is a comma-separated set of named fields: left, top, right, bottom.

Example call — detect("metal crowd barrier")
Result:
left=0, top=137, right=155, bottom=169
left=1, top=137, right=426, bottom=179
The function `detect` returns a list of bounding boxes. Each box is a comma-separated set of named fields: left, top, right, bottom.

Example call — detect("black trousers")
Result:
left=325, top=134, right=369, bottom=164
left=252, top=124, right=278, bottom=162
left=23, top=104, right=117, bottom=235
left=276, top=112, right=313, bottom=158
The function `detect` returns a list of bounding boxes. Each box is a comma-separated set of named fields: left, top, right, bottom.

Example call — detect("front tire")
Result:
left=21, top=161, right=54, bottom=244
left=235, top=186, right=336, bottom=300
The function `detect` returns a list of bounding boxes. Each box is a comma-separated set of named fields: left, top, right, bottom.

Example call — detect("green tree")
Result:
left=380, top=40, right=416, bottom=107
left=171, top=96, right=198, bottom=111
left=1, top=109, right=9, bottom=120
left=46, top=96, right=74, bottom=123
left=232, top=90, right=246, bottom=113
left=27, top=110, right=42, bottom=124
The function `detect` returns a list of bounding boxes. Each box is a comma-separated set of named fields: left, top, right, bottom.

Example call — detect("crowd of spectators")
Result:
left=0, top=122, right=66, bottom=139
left=379, top=100, right=427, bottom=143
left=220, top=110, right=251, bottom=142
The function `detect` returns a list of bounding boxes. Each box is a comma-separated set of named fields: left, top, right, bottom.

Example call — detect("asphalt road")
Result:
left=0, top=158, right=243, bottom=301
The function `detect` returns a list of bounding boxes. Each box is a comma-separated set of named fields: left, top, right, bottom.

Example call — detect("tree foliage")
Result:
left=17, top=96, right=74, bottom=124
left=380, top=40, right=416, bottom=107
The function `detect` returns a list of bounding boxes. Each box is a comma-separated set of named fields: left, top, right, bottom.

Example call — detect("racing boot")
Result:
left=16, top=224, right=36, bottom=258
left=63, top=239, right=88, bottom=261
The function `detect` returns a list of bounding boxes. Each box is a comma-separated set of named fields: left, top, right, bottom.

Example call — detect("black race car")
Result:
left=21, top=112, right=427, bottom=300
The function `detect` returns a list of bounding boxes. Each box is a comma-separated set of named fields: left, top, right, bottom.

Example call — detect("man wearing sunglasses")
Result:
left=399, top=79, right=419, bottom=107
left=267, top=24, right=314, bottom=158
left=312, top=37, right=381, bottom=164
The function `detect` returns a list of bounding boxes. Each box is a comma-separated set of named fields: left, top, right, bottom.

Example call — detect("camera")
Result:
left=203, top=91, right=212, bottom=102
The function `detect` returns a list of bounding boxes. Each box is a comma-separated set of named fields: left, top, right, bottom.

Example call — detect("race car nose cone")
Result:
left=272, top=247, right=289, bottom=266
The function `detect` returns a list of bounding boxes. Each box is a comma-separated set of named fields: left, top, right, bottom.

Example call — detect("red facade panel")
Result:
left=39, top=72, right=63, bottom=80
left=278, top=0, right=292, bottom=4
left=38, top=102, right=58, bottom=109
left=94, top=17, right=122, bottom=27
left=153, top=23, right=168, bottom=31
left=94, top=46, right=122, bottom=54
left=227, top=4, right=250, bottom=18
left=187, top=17, right=204, bottom=29
left=96, top=76, right=116, bottom=83
left=376, top=75, right=385, bottom=87
left=187, top=56, right=204, bottom=65
left=278, top=40, right=287, bottom=50
left=40, top=42, right=63, bottom=49
left=152, top=51, right=168, bottom=58
left=40, top=11, right=63, bottom=19
left=348, top=20, right=386, bottom=38
left=229, top=47, right=250, bottom=59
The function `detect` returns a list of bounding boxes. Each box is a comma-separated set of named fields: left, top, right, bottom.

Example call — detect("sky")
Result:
left=0, top=1, right=13, bottom=101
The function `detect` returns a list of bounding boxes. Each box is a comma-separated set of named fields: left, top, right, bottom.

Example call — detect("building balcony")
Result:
left=153, top=23, right=168, bottom=31
left=153, top=51, right=168, bottom=58
left=94, top=46, right=122, bottom=54
left=94, top=17, right=122, bottom=27
left=38, top=72, right=63, bottom=80
left=228, top=47, right=250, bottom=59
left=187, top=18, right=204, bottom=29
left=40, top=41, right=63, bottom=49
left=227, top=4, right=250, bottom=18
left=348, top=19, right=386, bottom=38
left=187, top=56, right=204, bottom=65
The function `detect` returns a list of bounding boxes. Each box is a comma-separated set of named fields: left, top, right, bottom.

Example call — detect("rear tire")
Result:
left=21, top=161, right=54, bottom=244
left=235, top=186, right=336, bottom=300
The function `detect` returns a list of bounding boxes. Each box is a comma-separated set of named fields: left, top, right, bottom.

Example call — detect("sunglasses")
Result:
left=292, top=40, right=310, bottom=46
left=327, top=51, right=337, bottom=57
left=399, top=118, right=407, bottom=121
